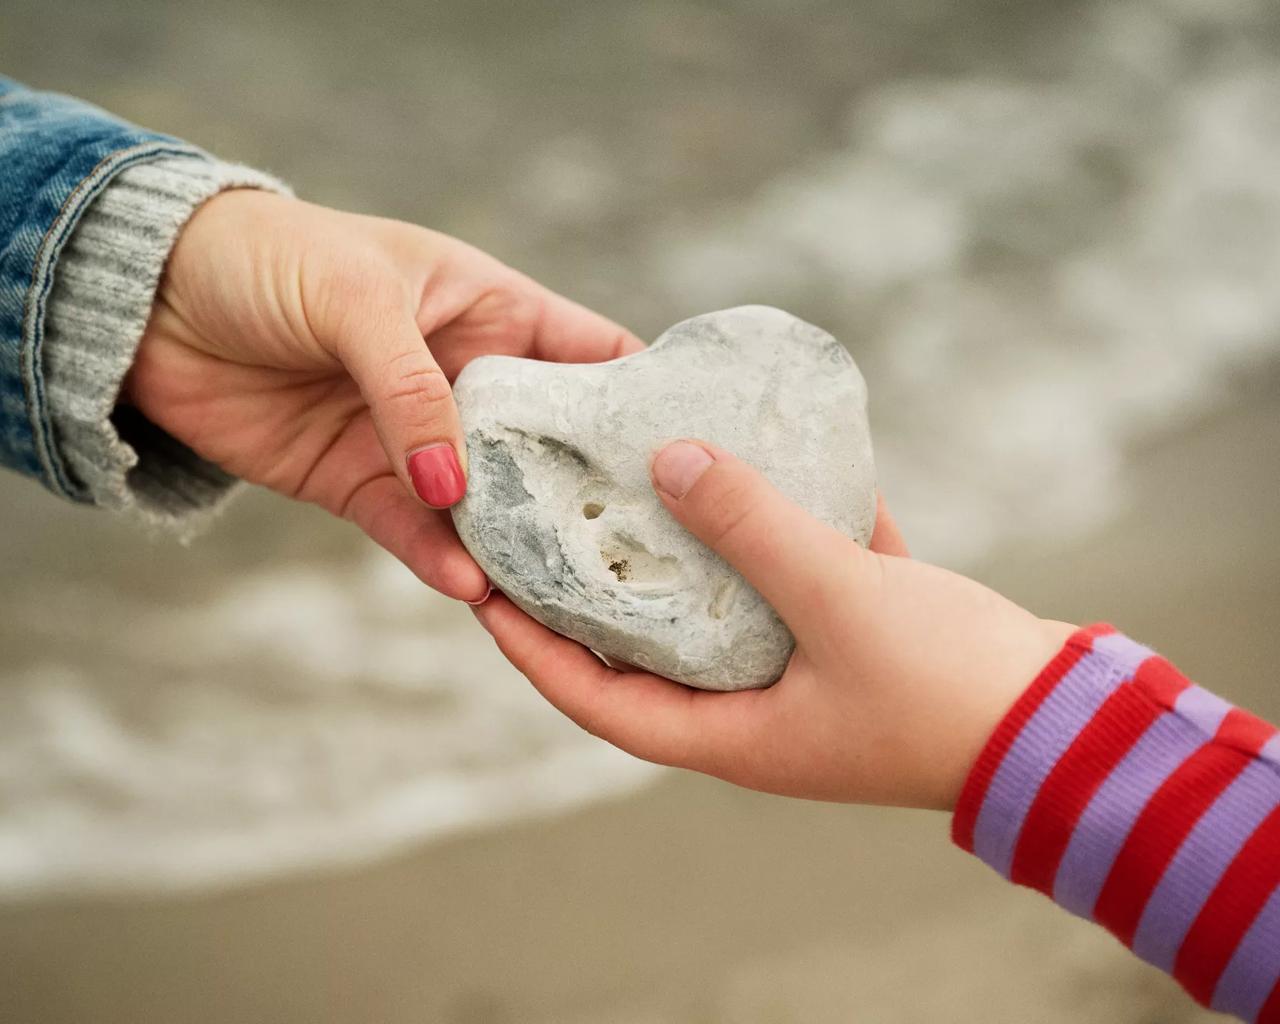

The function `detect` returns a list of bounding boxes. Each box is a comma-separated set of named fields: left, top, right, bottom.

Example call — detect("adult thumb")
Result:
left=649, top=440, right=864, bottom=629
left=332, top=308, right=468, bottom=510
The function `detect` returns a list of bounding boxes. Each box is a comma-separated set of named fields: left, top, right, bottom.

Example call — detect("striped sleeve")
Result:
left=953, top=624, right=1280, bottom=1022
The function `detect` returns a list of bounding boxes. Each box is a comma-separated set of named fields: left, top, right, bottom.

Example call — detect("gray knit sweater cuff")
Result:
left=42, top=156, right=290, bottom=533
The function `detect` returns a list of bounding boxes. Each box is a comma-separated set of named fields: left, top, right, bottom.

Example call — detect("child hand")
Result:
left=472, top=440, right=1075, bottom=810
left=126, top=189, right=641, bottom=602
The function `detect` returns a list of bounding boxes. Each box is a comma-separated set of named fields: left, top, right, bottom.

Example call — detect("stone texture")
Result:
left=452, top=306, right=876, bottom=690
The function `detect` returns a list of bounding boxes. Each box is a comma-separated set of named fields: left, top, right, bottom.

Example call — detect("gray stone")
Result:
left=451, top=306, right=876, bottom=690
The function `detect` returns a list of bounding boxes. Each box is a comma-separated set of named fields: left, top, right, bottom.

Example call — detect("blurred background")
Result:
left=2, top=0, right=1279, bottom=1020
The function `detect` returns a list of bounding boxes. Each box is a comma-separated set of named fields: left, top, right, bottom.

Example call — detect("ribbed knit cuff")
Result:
left=953, top=625, right=1280, bottom=1021
left=41, top=155, right=289, bottom=534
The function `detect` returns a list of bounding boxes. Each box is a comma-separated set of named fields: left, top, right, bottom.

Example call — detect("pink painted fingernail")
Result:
left=407, top=443, right=466, bottom=508
left=651, top=441, right=714, bottom=498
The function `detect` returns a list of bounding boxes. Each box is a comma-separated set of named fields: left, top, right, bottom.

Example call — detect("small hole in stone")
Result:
left=607, top=558, right=630, bottom=581
left=582, top=502, right=605, bottom=520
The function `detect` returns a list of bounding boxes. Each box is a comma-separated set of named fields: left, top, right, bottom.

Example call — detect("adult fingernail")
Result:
left=469, top=602, right=493, bottom=633
left=407, top=443, right=466, bottom=508
left=651, top=441, right=714, bottom=499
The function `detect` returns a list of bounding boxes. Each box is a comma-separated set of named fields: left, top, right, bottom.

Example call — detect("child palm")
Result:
left=472, top=441, right=1074, bottom=810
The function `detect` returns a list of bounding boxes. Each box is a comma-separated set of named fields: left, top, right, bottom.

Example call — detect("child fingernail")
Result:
left=466, top=583, right=493, bottom=606
left=651, top=441, right=714, bottom=498
left=407, top=443, right=466, bottom=507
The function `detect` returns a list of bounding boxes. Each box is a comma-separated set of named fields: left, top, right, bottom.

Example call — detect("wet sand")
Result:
left=3, top=371, right=1274, bottom=1023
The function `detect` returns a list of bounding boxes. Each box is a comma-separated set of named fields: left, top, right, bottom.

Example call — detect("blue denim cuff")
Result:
left=0, top=77, right=202, bottom=498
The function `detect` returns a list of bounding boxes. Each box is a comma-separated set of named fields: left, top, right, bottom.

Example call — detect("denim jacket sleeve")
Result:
left=0, top=76, right=287, bottom=530
left=0, top=74, right=203, bottom=496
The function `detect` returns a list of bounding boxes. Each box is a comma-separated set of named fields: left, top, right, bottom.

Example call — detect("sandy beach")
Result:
left=3, top=367, right=1274, bottom=1024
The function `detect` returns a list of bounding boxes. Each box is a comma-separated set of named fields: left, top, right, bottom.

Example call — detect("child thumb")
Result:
left=649, top=440, right=861, bottom=630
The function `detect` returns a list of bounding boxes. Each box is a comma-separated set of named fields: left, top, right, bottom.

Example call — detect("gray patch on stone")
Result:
left=451, top=305, right=876, bottom=690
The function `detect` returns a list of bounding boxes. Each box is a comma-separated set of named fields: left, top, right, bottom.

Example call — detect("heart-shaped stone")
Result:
left=452, top=306, right=876, bottom=690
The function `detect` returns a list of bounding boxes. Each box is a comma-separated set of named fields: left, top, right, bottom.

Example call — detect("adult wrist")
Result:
left=42, top=155, right=288, bottom=533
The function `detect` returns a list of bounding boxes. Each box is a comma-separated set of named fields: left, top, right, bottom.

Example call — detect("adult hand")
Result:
left=127, top=190, right=642, bottom=602
left=472, top=441, right=1074, bottom=810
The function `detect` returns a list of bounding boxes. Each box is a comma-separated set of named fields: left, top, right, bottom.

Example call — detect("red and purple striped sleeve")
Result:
left=953, top=624, right=1280, bottom=1022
